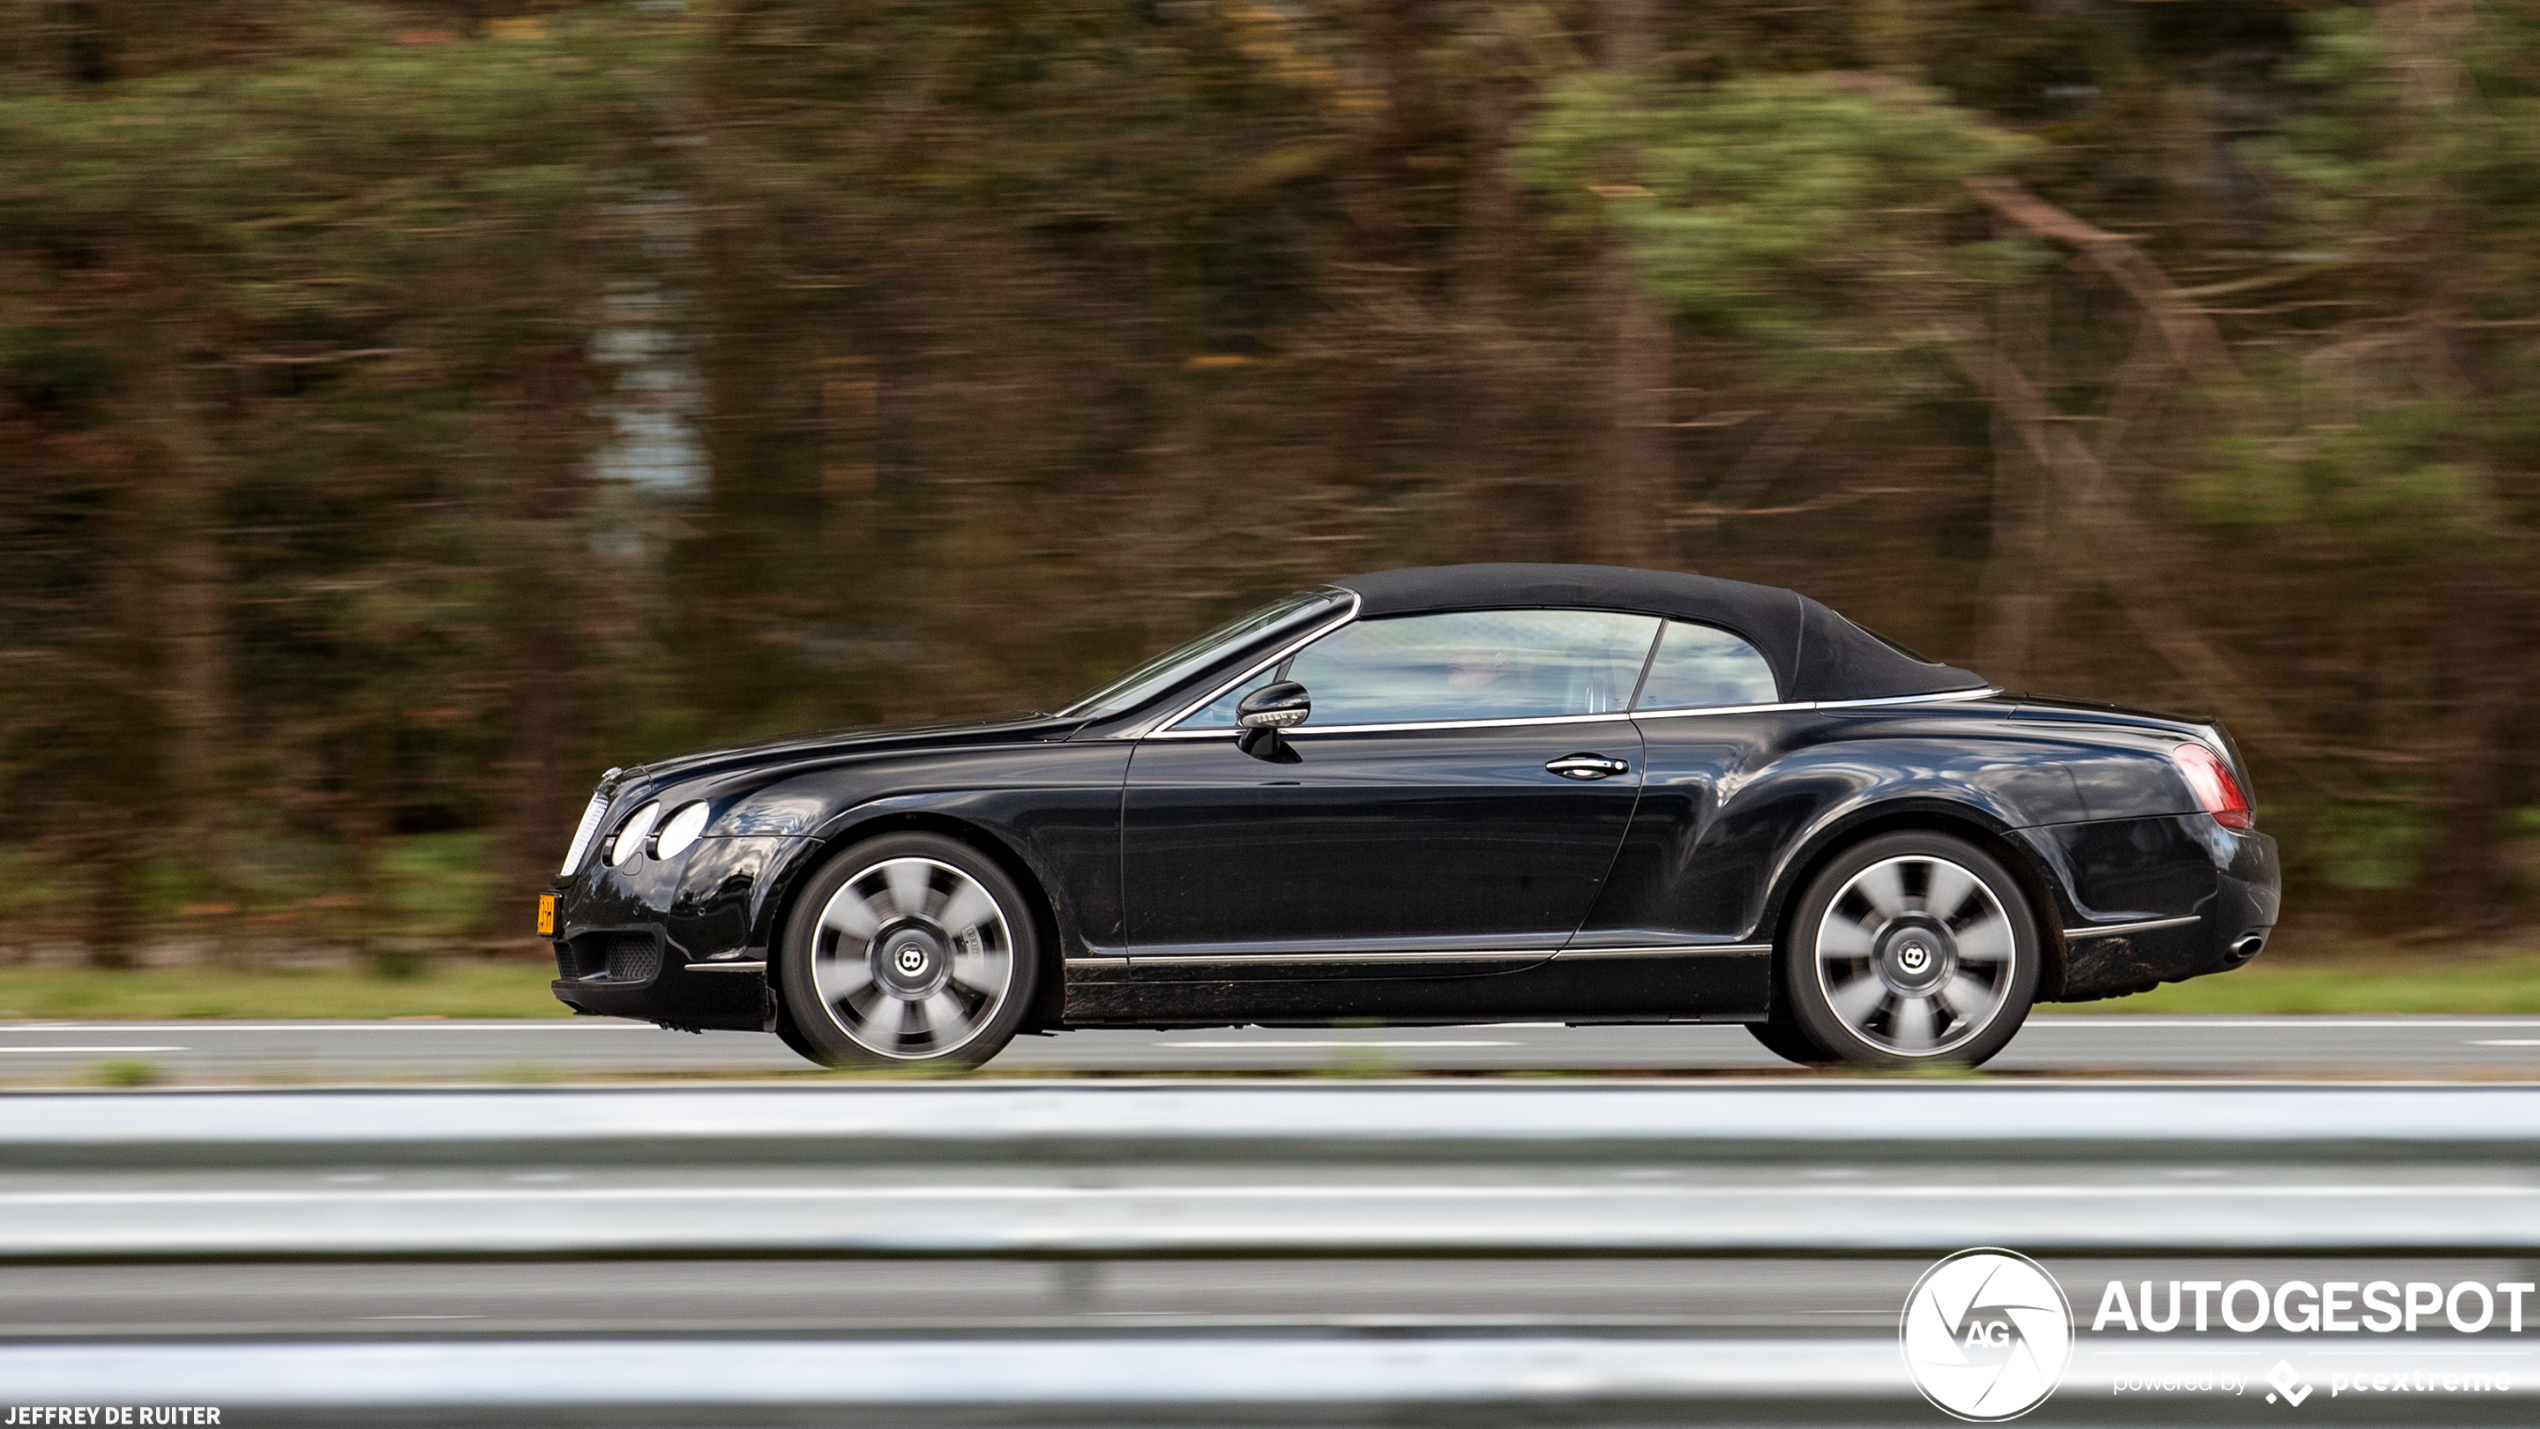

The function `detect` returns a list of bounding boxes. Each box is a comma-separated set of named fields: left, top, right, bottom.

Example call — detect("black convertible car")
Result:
left=543, top=564, right=2277, bottom=1068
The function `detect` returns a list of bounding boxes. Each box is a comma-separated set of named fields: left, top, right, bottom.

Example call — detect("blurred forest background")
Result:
left=2, top=0, right=2534, bottom=975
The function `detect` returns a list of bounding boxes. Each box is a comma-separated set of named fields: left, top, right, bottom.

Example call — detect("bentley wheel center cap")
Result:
left=895, top=944, right=929, bottom=975
left=1898, top=941, right=1932, bottom=973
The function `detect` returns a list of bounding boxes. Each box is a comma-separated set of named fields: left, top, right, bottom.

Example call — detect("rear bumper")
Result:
left=2021, top=817, right=2280, bottom=1003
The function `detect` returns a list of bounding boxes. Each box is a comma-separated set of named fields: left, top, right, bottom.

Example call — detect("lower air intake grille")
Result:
left=557, top=933, right=662, bottom=984
left=555, top=938, right=602, bottom=980
left=604, top=934, right=662, bottom=984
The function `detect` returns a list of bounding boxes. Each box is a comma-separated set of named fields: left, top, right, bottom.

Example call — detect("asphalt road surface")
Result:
left=3, top=1014, right=2540, bottom=1081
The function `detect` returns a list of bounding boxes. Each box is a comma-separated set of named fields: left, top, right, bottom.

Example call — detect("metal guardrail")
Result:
left=13, top=1083, right=2540, bottom=1423
left=7, top=1083, right=2540, bottom=1259
left=15, top=1080, right=2540, bottom=1160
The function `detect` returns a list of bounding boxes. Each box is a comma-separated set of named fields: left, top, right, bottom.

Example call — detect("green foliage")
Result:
left=2187, top=404, right=2506, bottom=555
left=2304, top=797, right=2438, bottom=894
left=0, top=8, right=687, bottom=954
left=0, top=0, right=2535, bottom=969
left=1517, top=71, right=2032, bottom=368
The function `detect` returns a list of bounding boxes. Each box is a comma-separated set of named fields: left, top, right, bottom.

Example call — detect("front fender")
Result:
left=723, top=743, right=1133, bottom=961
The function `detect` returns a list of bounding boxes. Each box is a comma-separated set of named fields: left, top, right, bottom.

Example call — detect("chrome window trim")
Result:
left=2062, top=914, right=2202, bottom=940
left=1110, top=591, right=1364, bottom=740
left=1120, top=597, right=1994, bottom=739
left=1139, top=686, right=2002, bottom=739
left=1812, top=686, right=2002, bottom=710
left=1555, top=943, right=1773, bottom=960
left=1145, top=709, right=1645, bottom=739
left=1626, top=700, right=1818, bottom=722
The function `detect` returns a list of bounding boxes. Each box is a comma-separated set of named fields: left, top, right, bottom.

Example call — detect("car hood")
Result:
left=615, top=711, right=1086, bottom=790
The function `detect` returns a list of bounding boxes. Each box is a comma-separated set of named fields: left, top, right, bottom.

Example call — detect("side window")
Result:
left=1180, top=667, right=1282, bottom=729
left=1202, top=609, right=1661, bottom=726
left=1633, top=620, right=1778, bottom=711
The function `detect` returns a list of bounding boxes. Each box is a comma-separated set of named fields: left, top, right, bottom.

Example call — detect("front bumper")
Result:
left=545, top=834, right=799, bottom=1031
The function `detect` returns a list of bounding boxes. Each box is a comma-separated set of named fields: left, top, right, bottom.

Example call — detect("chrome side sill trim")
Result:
left=2062, top=915, right=2202, bottom=940
left=1117, top=949, right=1555, bottom=967
left=686, top=961, right=767, bottom=973
left=1064, top=955, right=1133, bottom=967
left=1556, top=943, right=1774, bottom=960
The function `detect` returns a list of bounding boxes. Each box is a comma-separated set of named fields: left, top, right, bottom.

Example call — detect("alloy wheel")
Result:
left=809, top=856, right=1015, bottom=1060
left=1811, top=854, right=2016, bottom=1056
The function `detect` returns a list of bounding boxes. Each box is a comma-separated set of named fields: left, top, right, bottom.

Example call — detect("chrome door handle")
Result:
left=1546, top=754, right=1630, bottom=781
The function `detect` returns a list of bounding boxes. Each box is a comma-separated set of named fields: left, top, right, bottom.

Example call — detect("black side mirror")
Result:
left=1236, top=681, right=1309, bottom=761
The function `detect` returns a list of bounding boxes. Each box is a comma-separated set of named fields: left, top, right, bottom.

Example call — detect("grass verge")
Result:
left=0, top=962, right=561, bottom=1020
left=2061, top=945, right=2540, bottom=1016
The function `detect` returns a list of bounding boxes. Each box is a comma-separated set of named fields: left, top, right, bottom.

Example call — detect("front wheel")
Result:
left=1781, top=831, right=2039, bottom=1069
left=777, top=832, right=1041, bottom=1069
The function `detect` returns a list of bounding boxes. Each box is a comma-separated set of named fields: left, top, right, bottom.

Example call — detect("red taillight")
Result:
left=2171, top=743, right=2252, bottom=830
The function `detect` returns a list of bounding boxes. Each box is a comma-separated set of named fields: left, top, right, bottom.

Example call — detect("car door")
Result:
left=1121, top=607, right=1658, bottom=977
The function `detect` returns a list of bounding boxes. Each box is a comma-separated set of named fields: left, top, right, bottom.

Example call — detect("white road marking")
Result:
left=0, top=1183, right=2526, bottom=1207
left=2469, top=1040, right=2540, bottom=1047
left=0, top=1022, right=656, bottom=1033
left=0, top=1046, right=186, bottom=1054
left=1156, top=1040, right=1521, bottom=1049
left=2031, top=1018, right=2540, bottom=1029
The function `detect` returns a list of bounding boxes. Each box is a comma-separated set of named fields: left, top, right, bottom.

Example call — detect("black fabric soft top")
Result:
left=1331, top=563, right=1987, bottom=703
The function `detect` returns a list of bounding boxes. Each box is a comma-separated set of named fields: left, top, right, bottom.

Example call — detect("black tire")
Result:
left=1745, top=1018, right=1833, bottom=1066
left=777, top=832, right=1041, bottom=1069
left=773, top=1008, right=825, bottom=1065
left=1781, top=830, right=2040, bottom=1070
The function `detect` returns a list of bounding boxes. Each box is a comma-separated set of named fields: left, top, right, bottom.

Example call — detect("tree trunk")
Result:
left=1597, top=263, right=1671, bottom=565
left=1451, top=27, right=1527, bottom=560
left=139, top=362, right=232, bottom=858
left=2420, top=556, right=2515, bottom=925
left=1975, top=290, right=2053, bottom=690
left=1591, top=0, right=1670, bottom=567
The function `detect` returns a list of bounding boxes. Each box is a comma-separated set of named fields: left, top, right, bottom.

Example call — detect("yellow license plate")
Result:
left=536, top=894, right=557, bottom=937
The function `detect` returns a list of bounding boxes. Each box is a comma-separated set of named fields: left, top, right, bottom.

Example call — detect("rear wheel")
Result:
left=777, top=832, right=1040, bottom=1069
left=1781, top=831, right=2039, bottom=1069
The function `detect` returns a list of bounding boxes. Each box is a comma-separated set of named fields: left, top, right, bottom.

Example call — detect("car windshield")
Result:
left=1059, top=589, right=1346, bottom=720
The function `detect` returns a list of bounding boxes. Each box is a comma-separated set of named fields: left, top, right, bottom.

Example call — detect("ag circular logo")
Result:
left=1900, top=1248, right=2073, bottom=1421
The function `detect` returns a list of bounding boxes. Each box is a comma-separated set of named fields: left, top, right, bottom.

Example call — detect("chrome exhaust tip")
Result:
left=2226, top=933, right=2267, bottom=965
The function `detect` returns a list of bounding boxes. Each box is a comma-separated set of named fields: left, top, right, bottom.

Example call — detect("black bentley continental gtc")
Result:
left=543, top=564, right=2278, bottom=1068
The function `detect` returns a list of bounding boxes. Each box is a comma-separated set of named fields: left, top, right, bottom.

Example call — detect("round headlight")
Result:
left=653, top=801, right=710, bottom=861
left=608, top=802, right=661, bottom=867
